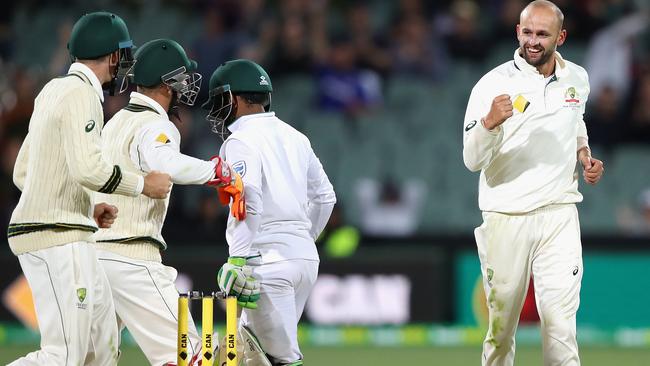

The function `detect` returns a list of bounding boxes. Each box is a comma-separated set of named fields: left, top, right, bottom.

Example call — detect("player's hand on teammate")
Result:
left=217, top=257, right=260, bottom=309
left=206, top=156, right=247, bottom=221
left=142, top=170, right=172, bottom=199
left=93, top=202, right=118, bottom=228
left=483, top=94, right=514, bottom=130
left=578, top=148, right=604, bottom=185
left=206, top=156, right=233, bottom=187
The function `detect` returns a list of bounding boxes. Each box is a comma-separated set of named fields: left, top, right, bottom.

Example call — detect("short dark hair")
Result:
left=137, top=83, right=163, bottom=93
left=235, top=92, right=271, bottom=106
left=75, top=52, right=113, bottom=62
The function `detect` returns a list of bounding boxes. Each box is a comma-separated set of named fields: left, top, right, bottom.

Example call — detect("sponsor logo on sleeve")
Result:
left=155, top=133, right=171, bottom=144
left=232, top=160, right=246, bottom=177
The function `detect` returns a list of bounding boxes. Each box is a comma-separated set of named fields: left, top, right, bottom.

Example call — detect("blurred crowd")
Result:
left=0, top=0, right=649, bottom=247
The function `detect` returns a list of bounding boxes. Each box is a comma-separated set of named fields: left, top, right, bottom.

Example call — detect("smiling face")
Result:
left=516, top=1, right=566, bottom=71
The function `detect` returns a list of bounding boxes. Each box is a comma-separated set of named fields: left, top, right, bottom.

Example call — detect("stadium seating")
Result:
left=10, top=7, right=642, bottom=236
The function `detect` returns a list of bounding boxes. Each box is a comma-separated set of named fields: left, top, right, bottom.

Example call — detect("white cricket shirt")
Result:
left=94, top=92, right=216, bottom=261
left=219, top=112, right=336, bottom=263
left=463, top=50, right=590, bottom=213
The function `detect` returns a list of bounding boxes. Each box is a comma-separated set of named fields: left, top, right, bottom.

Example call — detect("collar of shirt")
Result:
left=513, top=48, right=569, bottom=79
left=68, top=62, right=105, bottom=102
left=228, top=112, right=275, bottom=133
left=128, top=91, right=169, bottom=118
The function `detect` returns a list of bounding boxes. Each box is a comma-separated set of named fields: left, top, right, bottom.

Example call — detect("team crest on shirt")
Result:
left=232, top=160, right=246, bottom=177
left=76, top=288, right=87, bottom=309
left=563, top=86, right=581, bottom=108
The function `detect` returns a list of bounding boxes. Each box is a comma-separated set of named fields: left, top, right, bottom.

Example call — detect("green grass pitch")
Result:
left=1, top=345, right=649, bottom=365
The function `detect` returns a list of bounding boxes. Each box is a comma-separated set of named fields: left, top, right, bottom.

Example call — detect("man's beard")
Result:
left=169, top=92, right=182, bottom=123
left=520, top=44, right=554, bottom=67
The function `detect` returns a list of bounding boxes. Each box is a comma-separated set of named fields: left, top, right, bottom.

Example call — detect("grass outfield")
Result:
left=1, top=345, right=650, bottom=365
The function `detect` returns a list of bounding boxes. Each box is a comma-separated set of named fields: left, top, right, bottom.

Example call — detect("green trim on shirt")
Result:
left=7, top=222, right=98, bottom=238
left=96, top=236, right=167, bottom=250
left=124, top=103, right=159, bottom=114
left=98, top=165, right=123, bottom=194
left=56, top=74, right=85, bottom=82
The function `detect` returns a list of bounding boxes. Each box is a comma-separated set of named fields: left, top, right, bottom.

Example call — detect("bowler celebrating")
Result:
left=463, top=1, right=604, bottom=365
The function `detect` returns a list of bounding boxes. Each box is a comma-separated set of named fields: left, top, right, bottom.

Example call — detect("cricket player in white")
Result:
left=7, top=12, right=172, bottom=365
left=203, top=59, right=336, bottom=366
left=92, top=39, right=246, bottom=366
left=462, top=1, right=604, bottom=365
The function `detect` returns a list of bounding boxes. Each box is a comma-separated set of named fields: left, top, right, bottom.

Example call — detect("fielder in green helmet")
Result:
left=68, top=11, right=136, bottom=95
left=7, top=12, right=172, bottom=365
left=94, top=39, right=249, bottom=366
left=204, top=59, right=336, bottom=366
left=129, top=38, right=203, bottom=119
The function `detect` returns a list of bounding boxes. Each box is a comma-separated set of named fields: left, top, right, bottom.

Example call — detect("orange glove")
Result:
left=218, top=171, right=246, bottom=221
left=206, top=156, right=246, bottom=221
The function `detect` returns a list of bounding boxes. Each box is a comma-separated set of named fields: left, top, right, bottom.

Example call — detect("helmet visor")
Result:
left=205, top=84, right=233, bottom=140
left=117, top=41, right=136, bottom=94
left=162, top=66, right=203, bottom=106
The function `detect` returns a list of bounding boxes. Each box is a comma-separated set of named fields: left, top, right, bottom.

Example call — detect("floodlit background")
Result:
left=0, top=0, right=649, bottom=364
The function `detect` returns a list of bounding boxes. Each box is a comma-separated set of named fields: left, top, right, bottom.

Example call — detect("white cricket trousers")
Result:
left=475, top=204, right=582, bottom=366
left=242, top=258, right=319, bottom=364
left=97, top=250, right=201, bottom=366
left=9, top=242, right=119, bottom=366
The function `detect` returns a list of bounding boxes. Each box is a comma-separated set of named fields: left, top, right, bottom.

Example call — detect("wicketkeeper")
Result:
left=204, top=59, right=337, bottom=366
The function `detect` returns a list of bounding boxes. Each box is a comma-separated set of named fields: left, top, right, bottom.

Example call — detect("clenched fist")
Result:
left=483, top=94, right=514, bottom=130
left=93, top=203, right=118, bottom=228
left=142, top=170, right=172, bottom=199
left=578, top=148, right=604, bottom=185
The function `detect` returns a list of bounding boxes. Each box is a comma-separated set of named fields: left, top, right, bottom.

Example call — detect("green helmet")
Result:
left=202, top=59, right=273, bottom=140
left=67, top=11, right=135, bottom=95
left=68, top=12, right=132, bottom=59
left=133, top=39, right=202, bottom=106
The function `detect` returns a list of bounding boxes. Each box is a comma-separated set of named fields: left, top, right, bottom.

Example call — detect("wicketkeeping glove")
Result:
left=206, top=155, right=233, bottom=187
left=206, top=156, right=246, bottom=221
left=217, top=257, right=260, bottom=309
left=219, top=171, right=246, bottom=221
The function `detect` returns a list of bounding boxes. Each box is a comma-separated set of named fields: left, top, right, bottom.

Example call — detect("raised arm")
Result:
left=462, top=84, right=507, bottom=172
